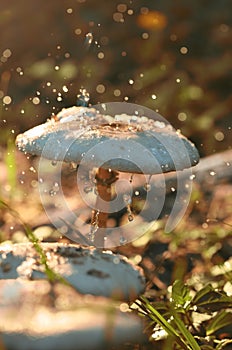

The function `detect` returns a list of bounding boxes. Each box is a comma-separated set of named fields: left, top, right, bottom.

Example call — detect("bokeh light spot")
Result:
left=96, top=84, right=105, bottom=93
left=137, top=11, right=167, bottom=30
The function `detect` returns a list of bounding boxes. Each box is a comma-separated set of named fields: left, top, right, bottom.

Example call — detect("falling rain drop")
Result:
left=144, top=174, right=152, bottom=192
left=123, top=193, right=134, bottom=222
left=89, top=225, right=97, bottom=242
left=89, top=210, right=99, bottom=242
left=29, top=166, right=36, bottom=173
left=84, top=32, right=93, bottom=49
left=144, top=183, right=151, bottom=192
left=53, top=182, right=59, bottom=191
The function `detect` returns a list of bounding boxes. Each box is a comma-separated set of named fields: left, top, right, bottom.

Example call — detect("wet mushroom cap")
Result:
left=0, top=242, right=145, bottom=301
left=16, top=106, right=199, bottom=174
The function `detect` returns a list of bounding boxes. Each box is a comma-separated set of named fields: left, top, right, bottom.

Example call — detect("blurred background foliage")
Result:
left=0, top=0, right=231, bottom=155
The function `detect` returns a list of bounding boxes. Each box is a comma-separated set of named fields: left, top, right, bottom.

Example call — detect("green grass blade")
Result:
left=171, top=308, right=201, bottom=350
left=0, top=199, right=70, bottom=285
left=206, top=310, right=232, bottom=336
left=139, top=296, right=191, bottom=350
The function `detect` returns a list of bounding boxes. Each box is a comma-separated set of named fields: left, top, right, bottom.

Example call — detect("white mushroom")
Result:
left=0, top=279, right=145, bottom=350
left=15, top=105, right=200, bottom=246
left=0, top=242, right=145, bottom=301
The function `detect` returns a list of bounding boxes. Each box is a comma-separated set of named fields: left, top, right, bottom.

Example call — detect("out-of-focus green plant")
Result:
left=0, top=199, right=70, bottom=285
left=3, top=138, right=17, bottom=199
left=133, top=280, right=232, bottom=350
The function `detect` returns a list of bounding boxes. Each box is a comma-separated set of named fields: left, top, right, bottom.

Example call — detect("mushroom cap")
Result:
left=16, top=106, right=199, bottom=174
left=0, top=279, right=144, bottom=350
left=0, top=242, right=145, bottom=301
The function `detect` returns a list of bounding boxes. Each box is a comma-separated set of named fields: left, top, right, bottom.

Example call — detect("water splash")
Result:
left=77, top=88, right=90, bottom=107
left=84, top=32, right=93, bottom=49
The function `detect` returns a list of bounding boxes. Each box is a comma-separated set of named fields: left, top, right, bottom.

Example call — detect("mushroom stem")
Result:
left=90, top=167, right=119, bottom=247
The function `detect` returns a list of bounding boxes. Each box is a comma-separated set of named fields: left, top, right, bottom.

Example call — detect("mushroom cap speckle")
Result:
left=16, top=106, right=199, bottom=174
left=0, top=242, right=145, bottom=301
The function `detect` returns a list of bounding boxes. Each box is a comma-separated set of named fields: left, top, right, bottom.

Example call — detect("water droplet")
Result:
left=53, top=182, right=59, bottom=190
left=123, top=194, right=133, bottom=222
left=123, top=193, right=132, bottom=204
left=51, top=160, right=57, bottom=166
left=171, top=187, right=176, bottom=192
left=62, top=85, right=69, bottom=93
left=89, top=210, right=99, bottom=242
left=113, top=256, right=120, bottom=264
left=49, top=190, right=57, bottom=196
left=77, top=88, right=90, bottom=107
left=119, top=236, right=127, bottom=245
left=84, top=32, right=93, bottom=49
left=89, top=225, right=97, bottom=242
left=209, top=171, right=216, bottom=176
left=144, top=175, right=152, bottom=192
left=84, top=185, right=93, bottom=193
left=144, top=183, right=151, bottom=192
left=29, top=166, right=36, bottom=173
